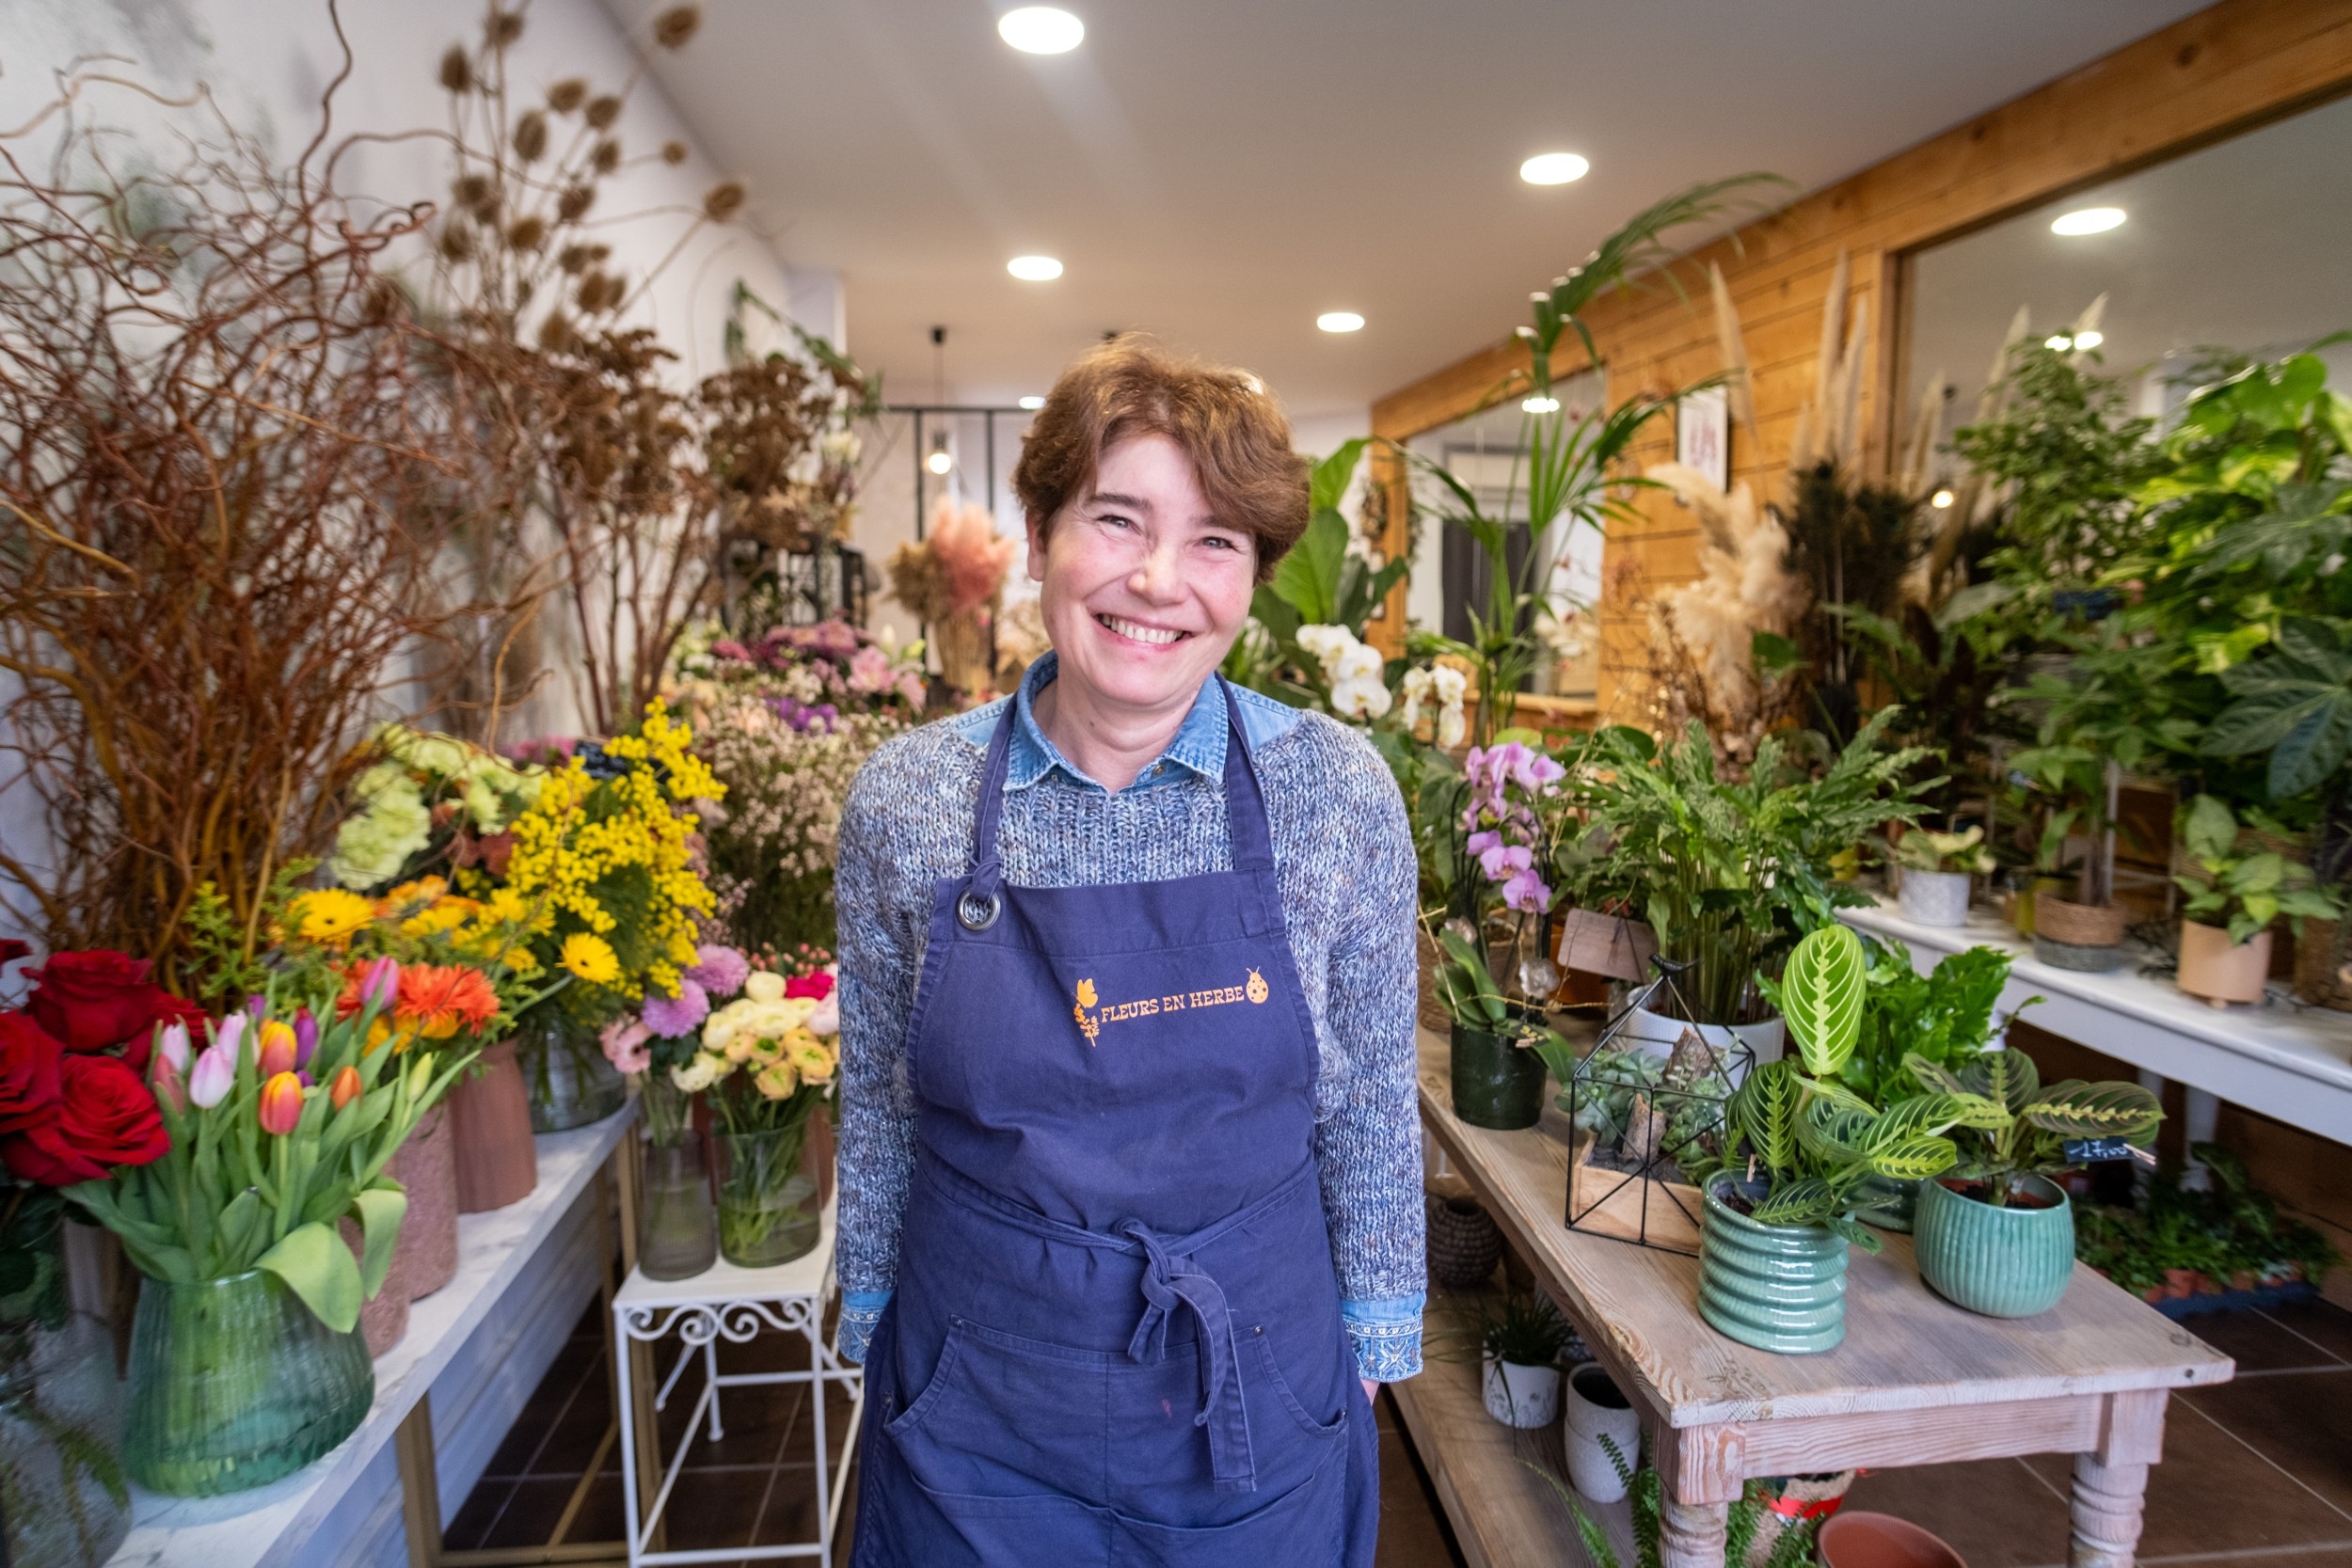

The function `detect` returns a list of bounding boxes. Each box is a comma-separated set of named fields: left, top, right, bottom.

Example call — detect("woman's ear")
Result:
left=1025, top=509, right=1051, bottom=583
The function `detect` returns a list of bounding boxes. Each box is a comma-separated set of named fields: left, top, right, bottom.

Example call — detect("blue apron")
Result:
left=850, top=677, right=1378, bottom=1567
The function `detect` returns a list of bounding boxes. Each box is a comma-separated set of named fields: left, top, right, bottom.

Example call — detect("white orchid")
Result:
left=1400, top=663, right=1468, bottom=746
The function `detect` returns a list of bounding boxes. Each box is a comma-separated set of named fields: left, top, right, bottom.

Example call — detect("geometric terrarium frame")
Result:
left=1563, top=958, right=1753, bottom=1256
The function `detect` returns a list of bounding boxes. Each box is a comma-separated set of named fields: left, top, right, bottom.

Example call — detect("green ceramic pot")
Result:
left=1697, top=1178, right=1850, bottom=1354
left=1915, top=1174, right=2075, bottom=1318
left=1449, top=1022, right=1547, bottom=1131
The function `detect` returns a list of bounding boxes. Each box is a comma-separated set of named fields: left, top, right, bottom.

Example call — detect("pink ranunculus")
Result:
left=640, top=980, right=710, bottom=1039
left=847, top=644, right=894, bottom=693
left=599, top=1019, right=652, bottom=1075
left=683, top=943, right=750, bottom=998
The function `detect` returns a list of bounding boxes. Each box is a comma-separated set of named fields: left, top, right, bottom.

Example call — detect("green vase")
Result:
left=1697, top=1178, right=1850, bottom=1354
left=640, top=1077, right=717, bottom=1282
left=516, top=1009, right=628, bottom=1133
left=124, top=1270, right=373, bottom=1497
left=1449, top=1022, right=1547, bottom=1131
left=714, top=1123, right=823, bottom=1269
left=1915, top=1174, right=2075, bottom=1318
left=0, top=1197, right=130, bottom=1568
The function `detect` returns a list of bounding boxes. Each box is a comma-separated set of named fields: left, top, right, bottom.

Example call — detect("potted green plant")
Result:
left=1696, top=926, right=1962, bottom=1354
left=2172, top=795, right=2341, bottom=1006
left=1892, top=826, right=1993, bottom=928
left=1906, top=1046, right=2161, bottom=1318
left=1431, top=920, right=1557, bottom=1131
left=1477, top=1291, right=1572, bottom=1429
left=1544, top=1430, right=1840, bottom=1568
left=2003, top=726, right=2137, bottom=970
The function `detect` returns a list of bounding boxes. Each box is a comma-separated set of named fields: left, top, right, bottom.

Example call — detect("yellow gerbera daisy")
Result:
left=293, top=889, right=378, bottom=947
left=558, top=931, right=621, bottom=986
left=399, top=897, right=477, bottom=939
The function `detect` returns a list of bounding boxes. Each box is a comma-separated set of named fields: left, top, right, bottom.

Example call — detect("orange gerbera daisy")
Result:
left=393, top=964, right=501, bottom=1040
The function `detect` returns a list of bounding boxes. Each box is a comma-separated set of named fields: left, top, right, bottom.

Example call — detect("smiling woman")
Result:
left=832, top=337, right=1419, bottom=1566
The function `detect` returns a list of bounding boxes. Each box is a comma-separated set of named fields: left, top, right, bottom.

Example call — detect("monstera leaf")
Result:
left=1779, top=925, right=1866, bottom=1079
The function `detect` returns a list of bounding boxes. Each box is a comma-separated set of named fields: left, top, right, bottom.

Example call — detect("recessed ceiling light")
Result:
left=1316, top=311, right=1364, bottom=334
left=2074, top=329, right=2105, bottom=350
left=998, top=7, right=1083, bottom=54
left=2051, top=206, right=2125, bottom=236
left=1521, top=394, right=1561, bottom=413
left=1018, top=395, right=1045, bottom=410
left=1007, top=255, right=1063, bottom=281
left=1931, top=488, right=1956, bottom=510
left=2045, top=334, right=2074, bottom=351
left=1519, top=152, right=1590, bottom=186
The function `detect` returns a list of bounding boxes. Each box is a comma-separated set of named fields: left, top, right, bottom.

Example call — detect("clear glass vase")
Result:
left=124, top=1269, right=373, bottom=1497
left=639, top=1076, right=717, bottom=1281
left=0, top=1196, right=130, bottom=1568
left=516, top=1008, right=628, bottom=1133
left=714, top=1120, right=823, bottom=1269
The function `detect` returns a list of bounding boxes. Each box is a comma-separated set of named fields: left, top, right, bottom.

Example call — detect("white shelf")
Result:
left=107, top=1105, right=640, bottom=1568
left=1841, top=896, right=2352, bottom=1145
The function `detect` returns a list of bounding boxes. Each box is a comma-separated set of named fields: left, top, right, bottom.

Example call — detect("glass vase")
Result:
left=124, top=1269, right=373, bottom=1497
left=0, top=1197, right=130, bottom=1568
left=714, top=1120, right=823, bottom=1269
left=639, top=1076, right=717, bottom=1281
left=516, top=1008, right=628, bottom=1133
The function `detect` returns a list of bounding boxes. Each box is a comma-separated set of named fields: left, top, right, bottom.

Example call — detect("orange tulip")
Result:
left=258, top=1071, right=306, bottom=1135
left=256, top=1020, right=299, bottom=1079
left=328, top=1065, right=363, bottom=1111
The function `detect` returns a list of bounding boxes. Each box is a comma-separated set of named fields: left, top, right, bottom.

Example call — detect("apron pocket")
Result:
left=1251, top=1328, right=1349, bottom=1439
left=883, top=1316, right=1115, bottom=1503
left=1106, top=1441, right=1347, bottom=1568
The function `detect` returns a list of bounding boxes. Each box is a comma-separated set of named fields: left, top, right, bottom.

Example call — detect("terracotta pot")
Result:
left=342, top=1216, right=408, bottom=1358
left=448, top=1038, right=538, bottom=1212
left=2295, top=919, right=2352, bottom=1011
left=1817, top=1512, right=1964, bottom=1568
left=387, top=1105, right=459, bottom=1300
left=2176, top=920, right=2271, bottom=1006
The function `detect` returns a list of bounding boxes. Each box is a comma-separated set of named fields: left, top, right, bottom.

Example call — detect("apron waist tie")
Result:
left=1120, top=1220, right=1256, bottom=1493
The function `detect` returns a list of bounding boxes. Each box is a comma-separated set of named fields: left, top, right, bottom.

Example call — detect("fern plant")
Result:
left=1536, top=1433, right=1821, bottom=1568
left=1713, top=926, right=1963, bottom=1249
left=1906, top=1046, right=2160, bottom=1207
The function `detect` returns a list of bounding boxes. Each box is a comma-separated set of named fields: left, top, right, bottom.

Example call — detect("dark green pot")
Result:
left=1449, top=1022, right=1547, bottom=1131
left=1697, top=1179, right=1849, bottom=1354
left=1915, top=1174, right=2075, bottom=1318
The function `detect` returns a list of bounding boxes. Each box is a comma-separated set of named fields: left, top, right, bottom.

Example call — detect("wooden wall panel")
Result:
left=1370, top=0, right=2352, bottom=710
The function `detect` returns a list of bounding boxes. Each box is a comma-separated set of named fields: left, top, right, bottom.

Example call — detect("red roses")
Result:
left=0, top=946, right=170, bottom=1185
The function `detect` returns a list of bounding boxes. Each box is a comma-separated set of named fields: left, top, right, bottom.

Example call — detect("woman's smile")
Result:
left=1092, top=612, right=1192, bottom=649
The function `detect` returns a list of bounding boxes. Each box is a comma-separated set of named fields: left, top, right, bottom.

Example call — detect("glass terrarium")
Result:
left=1563, top=959, right=1751, bottom=1256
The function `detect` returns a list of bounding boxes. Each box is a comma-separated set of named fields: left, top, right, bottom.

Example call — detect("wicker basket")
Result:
left=1425, top=1195, right=1504, bottom=1291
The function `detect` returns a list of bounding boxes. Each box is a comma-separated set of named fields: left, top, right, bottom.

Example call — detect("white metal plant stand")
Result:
left=612, top=1202, right=863, bottom=1566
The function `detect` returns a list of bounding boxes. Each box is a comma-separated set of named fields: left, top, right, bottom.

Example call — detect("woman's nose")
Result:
left=1127, top=540, right=1185, bottom=602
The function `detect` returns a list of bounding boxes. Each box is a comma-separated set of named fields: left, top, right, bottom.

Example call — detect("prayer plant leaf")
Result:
left=257, top=1221, right=363, bottom=1335
left=1779, top=925, right=1866, bottom=1079
left=2024, top=1079, right=2164, bottom=1141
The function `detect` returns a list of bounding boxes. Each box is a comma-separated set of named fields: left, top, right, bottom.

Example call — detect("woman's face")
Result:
left=1027, top=433, right=1257, bottom=717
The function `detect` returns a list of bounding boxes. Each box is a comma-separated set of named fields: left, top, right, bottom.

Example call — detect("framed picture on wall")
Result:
left=1677, top=385, right=1730, bottom=492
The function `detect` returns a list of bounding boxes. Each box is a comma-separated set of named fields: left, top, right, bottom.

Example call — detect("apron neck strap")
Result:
left=965, top=675, right=1279, bottom=899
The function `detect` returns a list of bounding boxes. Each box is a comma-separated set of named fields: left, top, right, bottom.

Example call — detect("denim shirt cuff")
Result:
left=837, top=1289, right=892, bottom=1366
left=1341, top=1293, right=1424, bottom=1382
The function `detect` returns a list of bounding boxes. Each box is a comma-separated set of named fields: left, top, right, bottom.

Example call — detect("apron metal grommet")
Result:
left=957, top=892, right=1001, bottom=931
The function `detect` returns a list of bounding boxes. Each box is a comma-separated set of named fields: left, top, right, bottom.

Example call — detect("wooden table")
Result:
left=1416, top=1028, right=2234, bottom=1568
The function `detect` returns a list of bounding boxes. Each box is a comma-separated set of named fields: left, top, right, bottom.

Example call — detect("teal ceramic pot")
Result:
left=1697, top=1178, right=1850, bottom=1354
left=1450, top=1022, right=1547, bottom=1131
left=1915, top=1174, right=2075, bottom=1318
left=1851, top=1175, right=1919, bottom=1233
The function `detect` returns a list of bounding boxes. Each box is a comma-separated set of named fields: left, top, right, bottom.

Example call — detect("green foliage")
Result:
left=2203, top=616, right=2352, bottom=799
left=1232, top=440, right=1411, bottom=705
left=1891, top=825, right=1994, bottom=876
left=1720, top=1055, right=1960, bottom=1248
left=1535, top=1431, right=1822, bottom=1568
left=2074, top=1143, right=2341, bottom=1295
left=1778, top=461, right=1931, bottom=743
left=183, top=858, right=324, bottom=1007
left=1842, top=938, right=2014, bottom=1106
left=1906, top=1046, right=2160, bottom=1206
left=2172, top=794, right=2342, bottom=943
left=1772, top=925, right=1865, bottom=1080
left=1479, top=1291, right=1574, bottom=1366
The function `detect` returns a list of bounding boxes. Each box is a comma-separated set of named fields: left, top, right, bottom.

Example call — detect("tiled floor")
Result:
left=451, top=1296, right=2352, bottom=1567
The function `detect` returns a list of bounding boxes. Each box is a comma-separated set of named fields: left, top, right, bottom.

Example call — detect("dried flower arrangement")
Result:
left=887, top=496, right=1019, bottom=694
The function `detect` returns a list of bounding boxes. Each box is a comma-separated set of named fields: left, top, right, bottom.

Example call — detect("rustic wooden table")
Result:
left=1415, top=1028, right=2235, bottom=1568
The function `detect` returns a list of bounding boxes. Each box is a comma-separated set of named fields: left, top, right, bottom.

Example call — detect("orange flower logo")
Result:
left=1073, top=977, right=1100, bottom=1046
left=1246, top=969, right=1268, bottom=1005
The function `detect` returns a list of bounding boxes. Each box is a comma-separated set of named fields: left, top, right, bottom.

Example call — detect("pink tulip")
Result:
left=361, top=958, right=400, bottom=1011
left=151, top=1053, right=187, bottom=1112
left=188, top=1044, right=234, bottom=1109
left=211, top=1013, right=246, bottom=1069
left=257, top=1072, right=305, bottom=1136
left=256, top=1021, right=299, bottom=1080
left=156, top=1021, right=193, bottom=1073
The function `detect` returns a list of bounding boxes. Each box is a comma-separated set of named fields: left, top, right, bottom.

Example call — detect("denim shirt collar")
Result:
left=989, top=652, right=1229, bottom=795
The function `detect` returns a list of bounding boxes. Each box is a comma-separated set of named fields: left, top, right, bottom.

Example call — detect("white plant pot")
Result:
left=1898, top=868, right=1973, bottom=927
left=1481, top=1354, right=1561, bottom=1429
left=1620, top=1007, right=1787, bottom=1077
left=1562, top=1363, right=1640, bottom=1502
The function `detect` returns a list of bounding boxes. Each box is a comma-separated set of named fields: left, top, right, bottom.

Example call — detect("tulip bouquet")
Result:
left=67, top=962, right=468, bottom=1335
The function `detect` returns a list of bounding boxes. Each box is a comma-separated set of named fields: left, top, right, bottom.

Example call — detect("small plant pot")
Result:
left=1450, top=1022, right=1548, bottom=1131
left=1915, top=1173, right=2075, bottom=1318
left=1562, top=1363, right=1638, bottom=1502
left=2010, top=875, right=2068, bottom=938
left=1697, top=1177, right=1849, bottom=1354
left=1480, top=1354, right=1560, bottom=1429
left=1897, top=868, right=1972, bottom=927
left=1424, top=1195, right=1504, bottom=1291
left=2033, top=896, right=2128, bottom=973
left=1817, top=1511, right=1966, bottom=1568
left=2176, top=920, right=2271, bottom=1006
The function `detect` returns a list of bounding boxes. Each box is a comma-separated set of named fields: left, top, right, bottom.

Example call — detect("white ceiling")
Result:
left=609, top=0, right=2211, bottom=419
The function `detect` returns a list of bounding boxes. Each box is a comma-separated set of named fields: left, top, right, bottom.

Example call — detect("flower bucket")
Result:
left=2033, top=895, right=2128, bottom=973
left=516, top=1010, right=627, bottom=1133
left=449, top=1038, right=538, bottom=1213
left=0, top=1205, right=129, bottom=1568
left=1480, top=1354, right=1560, bottom=1429
left=1562, top=1363, right=1638, bottom=1502
left=387, top=1104, right=458, bottom=1299
left=714, top=1124, right=823, bottom=1269
left=1897, top=868, right=1971, bottom=928
left=1915, top=1174, right=2075, bottom=1319
left=1697, top=1178, right=1849, bottom=1354
left=124, top=1270, right=373, bottom=1497
left=1450, top=1022, right=1548, bottom=1131
left=640, top=1078, right=716, bottom=1281
left=2176, top=920, right=2270, bottom=1006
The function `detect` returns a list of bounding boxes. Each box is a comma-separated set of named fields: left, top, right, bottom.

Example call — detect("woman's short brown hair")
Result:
left=1011, top=337, right=1310, bottom=581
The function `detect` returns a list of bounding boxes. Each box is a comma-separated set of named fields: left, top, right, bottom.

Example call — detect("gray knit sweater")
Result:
left=831, top=657, right=1425, bottom=1380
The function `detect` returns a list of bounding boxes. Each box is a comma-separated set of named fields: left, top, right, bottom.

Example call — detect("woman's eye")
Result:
left=1201, top=534, right=1240, bottom=551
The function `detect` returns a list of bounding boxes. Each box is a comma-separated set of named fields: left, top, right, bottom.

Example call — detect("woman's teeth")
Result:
left=1098, top=614, right=1186, bottom=646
